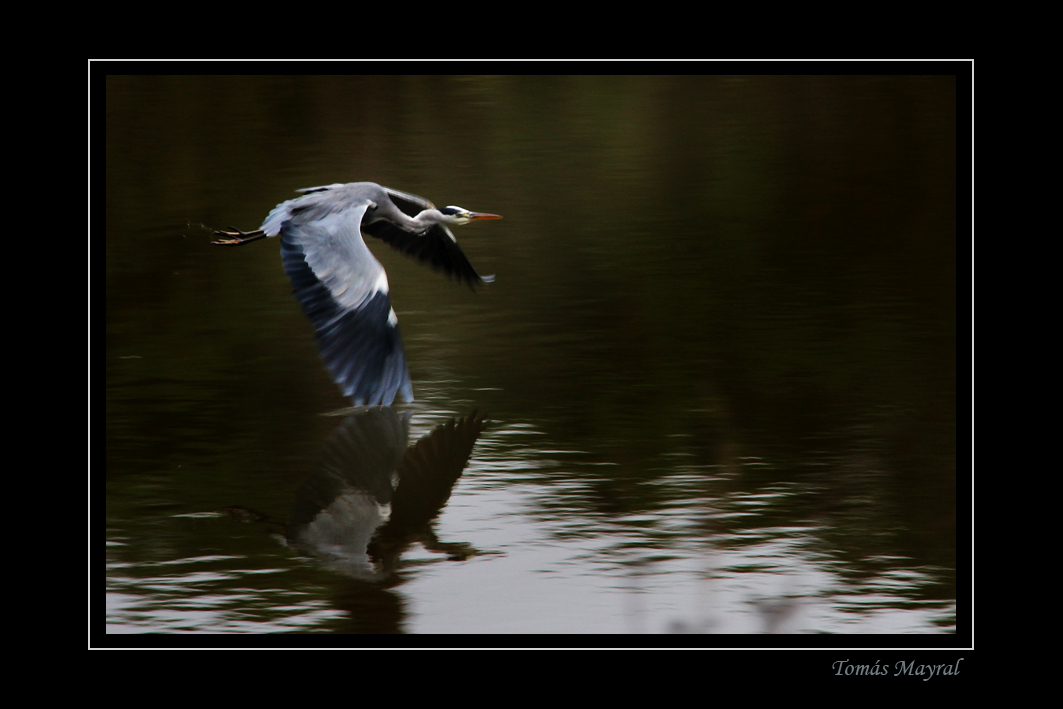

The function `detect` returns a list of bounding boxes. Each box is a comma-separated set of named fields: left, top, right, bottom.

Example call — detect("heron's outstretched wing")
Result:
left=272, top=196, right=413, bottom=407
left=361, top=187, right=493, bottom=289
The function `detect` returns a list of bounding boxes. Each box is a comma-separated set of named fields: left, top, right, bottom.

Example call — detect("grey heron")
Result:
left=213, top=181, right=500, bottom=407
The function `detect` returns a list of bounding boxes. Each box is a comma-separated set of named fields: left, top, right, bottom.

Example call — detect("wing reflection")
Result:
left=286, top=409, right=486, bottom=580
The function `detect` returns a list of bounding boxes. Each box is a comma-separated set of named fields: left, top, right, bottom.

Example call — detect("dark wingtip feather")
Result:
left=280, top=226, right=413, bottom=407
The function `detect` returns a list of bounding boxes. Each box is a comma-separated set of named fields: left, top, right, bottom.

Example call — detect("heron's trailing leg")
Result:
left=212, top=227, right=267, bottom=246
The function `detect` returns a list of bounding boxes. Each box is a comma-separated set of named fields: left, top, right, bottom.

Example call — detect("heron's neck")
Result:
left=403, top=209, right=443, bottom=233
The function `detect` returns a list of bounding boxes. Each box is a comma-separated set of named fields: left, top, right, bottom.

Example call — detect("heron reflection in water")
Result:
left=285, top=409, right=486, bottom=579
left=222, top=410, right=485, bottom=580
left=214, top=182, right=501, bottom=406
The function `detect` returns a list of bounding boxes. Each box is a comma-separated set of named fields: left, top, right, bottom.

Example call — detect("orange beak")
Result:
left=467, top=212, right=502, bottom=221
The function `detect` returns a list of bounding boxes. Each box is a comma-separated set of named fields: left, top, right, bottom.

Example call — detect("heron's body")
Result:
left=214, top=182, right=500, bottom=407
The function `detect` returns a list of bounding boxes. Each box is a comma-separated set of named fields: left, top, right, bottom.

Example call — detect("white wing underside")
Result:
left=263, top=197, right=387, bottom=314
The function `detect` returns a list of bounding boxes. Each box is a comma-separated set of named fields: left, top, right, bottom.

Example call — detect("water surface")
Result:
left=104, top=75, right=958, bottom=636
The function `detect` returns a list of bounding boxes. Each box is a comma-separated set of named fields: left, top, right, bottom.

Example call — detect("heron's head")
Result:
left=439, top=206, right=503, bottom=226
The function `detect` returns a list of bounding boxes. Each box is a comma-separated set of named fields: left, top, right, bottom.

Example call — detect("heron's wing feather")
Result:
left=362, top=220, right=491, bottom=288
left=296, top=183, right=346, bottom=195
left=274, top=195, right=413, bottom=406
left=341, top=186, right=489, bottom=288
left=264, top=186, right=350, bottom=236
left=277, top=202, right=381, bottom=312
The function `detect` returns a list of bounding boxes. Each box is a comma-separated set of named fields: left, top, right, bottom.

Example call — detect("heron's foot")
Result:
left=212, top=227, right=266, bottom=246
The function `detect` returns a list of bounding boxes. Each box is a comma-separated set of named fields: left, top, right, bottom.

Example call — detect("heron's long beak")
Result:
left=467, top=212, right=502, bottom=221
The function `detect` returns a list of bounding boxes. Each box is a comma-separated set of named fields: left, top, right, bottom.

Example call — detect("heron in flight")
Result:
left=213, top=182, right=500, bottom=407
